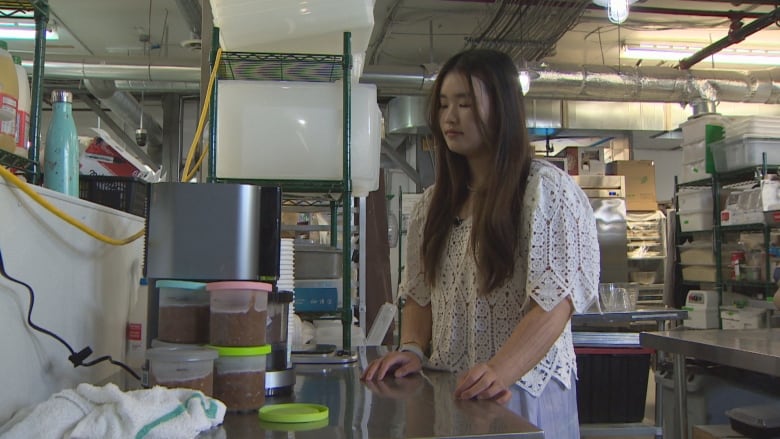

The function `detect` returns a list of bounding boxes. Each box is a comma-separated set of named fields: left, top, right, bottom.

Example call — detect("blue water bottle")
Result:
left=44, top=90, right=79, bottom=196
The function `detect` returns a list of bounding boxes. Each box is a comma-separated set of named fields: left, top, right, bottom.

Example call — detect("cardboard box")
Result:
left=693, top=424, right=747, bottom=439
left=562, top=147, right=605, bottom=176
left=606, top=160, right=657, bottom=211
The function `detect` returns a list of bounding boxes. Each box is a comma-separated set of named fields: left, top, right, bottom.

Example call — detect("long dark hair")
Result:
left=422, top=49, right=533, bottom=295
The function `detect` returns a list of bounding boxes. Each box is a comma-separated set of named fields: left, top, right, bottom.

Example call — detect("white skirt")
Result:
left=505, top=376, right=580, bottom=439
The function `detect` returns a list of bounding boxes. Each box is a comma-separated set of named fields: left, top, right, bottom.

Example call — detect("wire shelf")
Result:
left=218, top=52, right=344, bottom=82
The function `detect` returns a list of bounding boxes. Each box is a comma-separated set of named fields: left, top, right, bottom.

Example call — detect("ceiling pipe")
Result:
left=362, top=63, right=780, bottom=104
left=175, top=0, right=202, bottom=40
left=84, top=79, right=164, bottom=149
left=21, top=60, right=200, bottom=82
left=678, top=7, right=780, bottom=70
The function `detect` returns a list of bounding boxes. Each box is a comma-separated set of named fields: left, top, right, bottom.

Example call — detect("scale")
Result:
left=683, top=290, right=720, bottom=329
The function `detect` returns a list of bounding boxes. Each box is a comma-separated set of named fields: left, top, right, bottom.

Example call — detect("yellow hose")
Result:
left=182, top=47, right=223, bottom=182
left=0, top=165, right=145, bottom=246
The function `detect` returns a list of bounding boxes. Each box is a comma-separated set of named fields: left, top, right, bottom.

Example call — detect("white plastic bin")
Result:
left=680, top=159, right=711, bottom=184
left=711, top=136, right=780, bottom=173
left=210, top=0, right=374, bottom=57
left=677, top=189, right=713, bottom=213
left=680, top=114, right=728, bottom=145
left=681, top=140, right=707, bottom=164
left=679, top=210, right=714, bottom=232
left=215, top=81, right=381, bottom=196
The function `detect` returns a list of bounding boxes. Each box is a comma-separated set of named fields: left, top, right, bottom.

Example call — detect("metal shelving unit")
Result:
left=674, top=157, right=780, bottom=308
left=0, top=1, right=48, bottom=183
left=207, top=30, right=356, bottom=350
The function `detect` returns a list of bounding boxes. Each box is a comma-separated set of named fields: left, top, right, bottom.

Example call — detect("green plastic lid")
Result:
left=259, top=418, right=328, bottom=432
left=206, top=345, right=271, bottom=357
left=258, top=403, right=329, bottom=423
left=156, top=280, right=206, bottom=290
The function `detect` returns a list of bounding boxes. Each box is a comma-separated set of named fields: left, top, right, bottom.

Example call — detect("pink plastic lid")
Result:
left=206, top=281, right=273, bottom=292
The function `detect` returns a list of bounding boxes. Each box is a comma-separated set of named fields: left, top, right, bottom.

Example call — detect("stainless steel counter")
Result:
left=205, top=347, right=543, bottom=438
left=640, top=328, right=780, bottom=439
left=573, top=308, right=688, bottom=326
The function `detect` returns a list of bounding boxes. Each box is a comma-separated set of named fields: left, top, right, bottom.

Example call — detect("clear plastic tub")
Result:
left=146, top=346, right=218, bottom=396
left=209, top=345, right=271, bottom=412
left=711, top=136, right=780, bottom=172
left=208, top=281, right=272, bottom=347
left=677, top=189, right=713, bottom=213
left=156, top=280, right=209, bottom=344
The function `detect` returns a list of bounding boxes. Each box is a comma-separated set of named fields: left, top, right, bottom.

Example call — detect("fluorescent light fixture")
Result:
left=593, top=0, right=638, bottom=25
left=0, top=22, right=58, bottom=40
left=623, top=42, right=780, bottom=66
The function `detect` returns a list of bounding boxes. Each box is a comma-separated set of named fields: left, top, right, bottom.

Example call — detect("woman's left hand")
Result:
left=454, top=363, right=511, bottom=404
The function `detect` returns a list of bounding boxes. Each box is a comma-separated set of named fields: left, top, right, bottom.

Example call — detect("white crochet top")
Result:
left=399, top=159, right=600, bottom=397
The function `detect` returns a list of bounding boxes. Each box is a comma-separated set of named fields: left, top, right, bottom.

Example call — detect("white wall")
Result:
left=0, top=180, right=145, bottom=425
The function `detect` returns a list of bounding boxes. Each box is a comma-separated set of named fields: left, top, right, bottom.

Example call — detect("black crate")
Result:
left=575, top=347, right=651, bottom=424
left=78, top=175, right=149, bottom=217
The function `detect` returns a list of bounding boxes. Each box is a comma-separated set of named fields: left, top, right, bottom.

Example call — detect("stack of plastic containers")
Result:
left=678, top=114, right=728, bottom=184
left=711, top=116, right=780, bottom=173
left=146, top=280, right=217, bottom=395
left=207, top=281, right=272, bottom=412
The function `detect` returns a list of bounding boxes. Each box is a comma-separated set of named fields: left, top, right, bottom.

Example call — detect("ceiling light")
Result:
left=623, top=42, right=780, bottom=66
left=518, top=62, right=540, bottom=95
left=593, top=0, right=638, bottom=25
left=0, top=21, right=58, bottom=40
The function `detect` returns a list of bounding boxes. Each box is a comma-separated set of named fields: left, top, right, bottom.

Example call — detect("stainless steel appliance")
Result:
left=572, top=175, right=629, bottom=283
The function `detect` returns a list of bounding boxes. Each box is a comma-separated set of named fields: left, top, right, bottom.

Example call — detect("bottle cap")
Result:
left=51, top=90, right=72, bottom=103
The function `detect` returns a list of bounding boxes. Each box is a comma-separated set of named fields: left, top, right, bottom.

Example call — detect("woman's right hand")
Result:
left=360, top=351, right=422, bottom=380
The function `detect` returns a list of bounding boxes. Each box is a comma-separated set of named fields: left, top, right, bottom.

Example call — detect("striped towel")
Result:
left=1, top=383, right=226, bottom=439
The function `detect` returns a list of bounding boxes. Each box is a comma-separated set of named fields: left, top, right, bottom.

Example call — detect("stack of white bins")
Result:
left=678, top=114, right=729, bottom=184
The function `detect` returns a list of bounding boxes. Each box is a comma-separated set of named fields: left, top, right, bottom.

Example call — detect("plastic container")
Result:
left=207, top=281, right=272, bottom=347
left=12, top=55, right=29, bottom=158
left=209, top=345, right=271, bottom=412
left=680, top=114, right=728, bottom=145
left=679, top=209, right=714, bottom=232
left=43, top=90, right=79, bottom=196
left=726, top=116, right=780, bottom=138
left=681, top=140, right=707, bottom=164
left=711, top=136, right=780, bottom=173
left=267, top=290, right=293, bottom=371
left=210, top=0, right=374, bottom=56
left=677, top=189, right=713, bottom=213
left=680, top=158, right=711, bottom=184
left=146, top=346, right=218, bottom=395
left=78, top=175, right=149, bottom=217
left=294, top=244, right=342, bottom=279
left=156, top=280, right=210, bottom=344
left=0, top=41, right=18, bottom=153
left=215, top=81, right=381, bottom=197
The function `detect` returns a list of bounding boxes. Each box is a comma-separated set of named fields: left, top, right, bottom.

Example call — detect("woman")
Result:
left=361, top=49, right=600, bottom=438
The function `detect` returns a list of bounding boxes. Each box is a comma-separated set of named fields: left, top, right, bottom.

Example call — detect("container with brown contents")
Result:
left=207, top=281, right=272, bottom=346
left=146, top=346, right=218, bottom=396
left=210, top=345, right=271, bottom=412
left=156, top=280, right=209, bottom=344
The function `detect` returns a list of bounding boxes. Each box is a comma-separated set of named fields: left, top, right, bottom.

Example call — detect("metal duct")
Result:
left=84, top=79, right=164, bottom=148
left=21, top=60, right=200, bottom=82
left=17, top=59, right=780, bottom=105
left=175, top=0, right=202, bottom=40
left=362, top=63, right=780, bottom=104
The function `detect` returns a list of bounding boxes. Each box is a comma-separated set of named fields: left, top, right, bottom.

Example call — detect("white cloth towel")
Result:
left=1, top=383, right=226, bottom=439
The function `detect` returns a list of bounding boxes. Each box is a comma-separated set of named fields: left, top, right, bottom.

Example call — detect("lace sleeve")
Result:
left=524, top=166, right=599, bottom=313
left=398, top=189, right=433, bottom=307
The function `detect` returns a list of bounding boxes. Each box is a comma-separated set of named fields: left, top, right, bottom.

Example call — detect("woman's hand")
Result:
left=361, top=351, right=422, bottom=380
left=454, top=363, right=511, bottom=404
left=363, top=374, right=424, bottom=399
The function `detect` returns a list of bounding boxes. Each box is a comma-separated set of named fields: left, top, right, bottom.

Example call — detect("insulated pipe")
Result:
left=84, top=79, right=164, bottom=148
left=362, top=63, right=780, bottom=104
